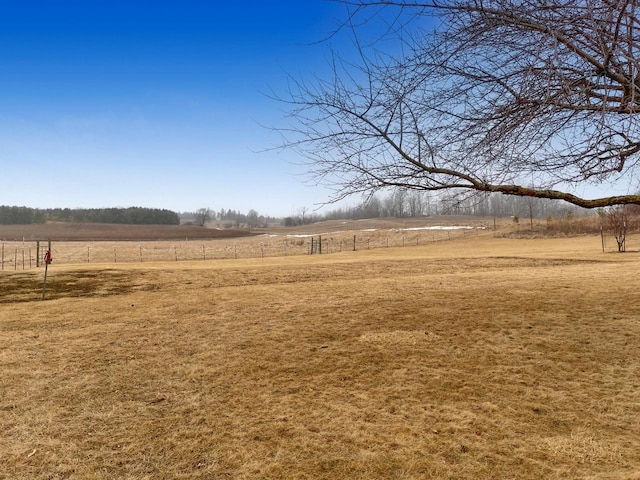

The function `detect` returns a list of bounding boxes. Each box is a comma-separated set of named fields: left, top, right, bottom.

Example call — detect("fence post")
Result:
left=36, top=241, right=39, bottom=268
left=42, top=241, right=52, bottom=300
left=42, top=256, right=49, bottom=299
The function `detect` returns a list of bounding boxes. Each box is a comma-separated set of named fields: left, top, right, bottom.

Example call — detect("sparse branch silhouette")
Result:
left=282, top=0, right=640, bottom=208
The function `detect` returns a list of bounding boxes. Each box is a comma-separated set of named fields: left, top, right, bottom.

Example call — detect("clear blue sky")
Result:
left=0, top=1, right=352, bottom=217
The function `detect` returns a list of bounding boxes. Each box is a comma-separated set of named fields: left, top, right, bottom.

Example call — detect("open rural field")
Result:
left=0, top=222, right=258, bottom=242
left=1, top=233, right=639, bottom=479
left=1, top=217, right=492, bottom=267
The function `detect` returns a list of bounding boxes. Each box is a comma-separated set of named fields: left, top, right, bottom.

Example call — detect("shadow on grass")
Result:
left=0, top=270, right=159, bottom=303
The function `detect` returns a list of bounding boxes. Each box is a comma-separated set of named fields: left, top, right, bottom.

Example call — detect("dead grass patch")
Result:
left=0, top=270, right=159, bottom=303
left=1, top=235, right=639, bottom=479
left=0, top=222, right=256, bottom=241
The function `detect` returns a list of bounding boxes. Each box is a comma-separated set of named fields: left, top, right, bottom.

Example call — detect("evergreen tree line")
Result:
left=0, top=206, right=180, bottom=225
left=217, top=208, right=276, bottom=227
left=182, top=208, right=279, bottom=228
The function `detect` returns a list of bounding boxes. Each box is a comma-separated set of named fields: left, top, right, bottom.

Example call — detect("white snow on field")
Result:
left=400, top=225, right=484, bottom=231
left=261, top=225, right=484, bottom=238
left=285, top=232, right=345, bottom=238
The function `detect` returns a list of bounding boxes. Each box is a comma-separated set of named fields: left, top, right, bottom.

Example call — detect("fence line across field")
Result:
left=0, top=241, right=39, bottom=271
left=1, top=228, right=482, bottom=269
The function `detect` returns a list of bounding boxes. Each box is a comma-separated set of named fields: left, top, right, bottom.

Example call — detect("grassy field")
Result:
left=0, top=222, right=260, bottom=242
left=1, top=232, right=639, bottom=479
left=1, top=217, right=491, bottom=267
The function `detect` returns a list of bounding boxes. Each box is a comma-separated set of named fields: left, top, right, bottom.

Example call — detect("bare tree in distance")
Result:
left=195, top=208, right=212, bottom=227
left=298, top=206, right=309, bottom=224
left=524, top=195, right=541, bottom=230
left=247, top=209, right=259, bottom=228
left=600, top=205, right=638, bottom=252
left=280, top=0, right=640, bottom=208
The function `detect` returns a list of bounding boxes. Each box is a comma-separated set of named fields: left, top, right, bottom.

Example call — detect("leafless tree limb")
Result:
left=280, top=0, right=640, bottom=208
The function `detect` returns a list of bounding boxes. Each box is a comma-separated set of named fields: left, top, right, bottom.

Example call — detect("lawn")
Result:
left=1, top=234, right=639, bottom=479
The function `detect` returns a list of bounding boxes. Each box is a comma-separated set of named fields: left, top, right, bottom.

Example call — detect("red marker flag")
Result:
left=42, top=249, right=53, bottom=299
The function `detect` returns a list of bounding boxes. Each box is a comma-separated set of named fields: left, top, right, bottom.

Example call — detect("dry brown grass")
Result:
left=1, top=217, right=489, bottom=267
left=1, top=234, right=639, bottom=479
left=0, top=222, right=257, bottom=242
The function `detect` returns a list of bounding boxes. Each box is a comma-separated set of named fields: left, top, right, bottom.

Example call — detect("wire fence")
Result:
left=1, top=227, right=484, bottom=270
left=0, top=242, right=38, bottom=271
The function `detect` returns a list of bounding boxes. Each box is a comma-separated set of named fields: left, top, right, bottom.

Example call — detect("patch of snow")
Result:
left=400, top=225, right=482, bottom=231
left=275, top=224, right=484, bottom=238
left=287, top=231, right=346, bottom=238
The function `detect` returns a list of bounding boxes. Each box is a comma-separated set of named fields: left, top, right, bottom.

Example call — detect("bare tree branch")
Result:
left=281, top=0, right=640, bottom=208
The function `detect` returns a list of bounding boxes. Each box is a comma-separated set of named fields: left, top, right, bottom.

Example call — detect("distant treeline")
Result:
left=289, top=190, right=594, bottom=226
left=0, top=206, right=180, bottom=225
